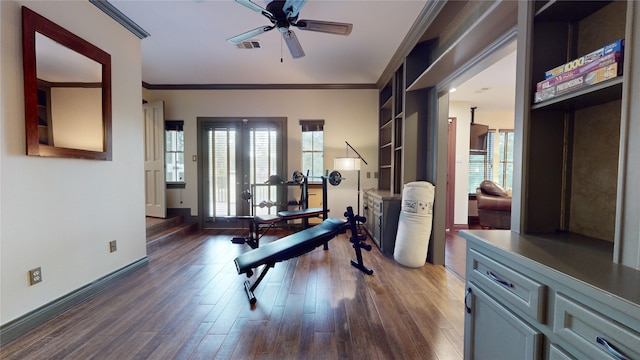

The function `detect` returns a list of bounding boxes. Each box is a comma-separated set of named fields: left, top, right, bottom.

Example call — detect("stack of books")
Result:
left=534, top=39, right=624, bottom=103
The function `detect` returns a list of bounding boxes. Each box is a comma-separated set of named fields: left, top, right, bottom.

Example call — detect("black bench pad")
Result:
left=254, top=207, right=324, bottom=225
left=234, top=217, right=347, bottom=275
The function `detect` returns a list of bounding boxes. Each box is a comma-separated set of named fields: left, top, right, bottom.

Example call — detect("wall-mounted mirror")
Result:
left=22, top=6, right=112, bottom=160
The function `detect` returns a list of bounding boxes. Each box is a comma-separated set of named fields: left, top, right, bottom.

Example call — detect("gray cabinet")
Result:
left=461, top=230, right=640, bottom=360
left=362, top=189, right=401, bottom=256
left=464, top=282, right=542, bottom=360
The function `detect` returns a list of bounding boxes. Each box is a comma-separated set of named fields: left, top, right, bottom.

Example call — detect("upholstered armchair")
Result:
left=476, top=180, right=511, bottom=229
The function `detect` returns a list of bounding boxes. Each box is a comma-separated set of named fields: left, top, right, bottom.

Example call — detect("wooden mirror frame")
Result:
left=22, top=6, right=112, bottom=160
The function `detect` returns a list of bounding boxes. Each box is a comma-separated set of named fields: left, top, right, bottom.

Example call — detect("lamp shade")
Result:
left=334, top=157, right=361, bottom=171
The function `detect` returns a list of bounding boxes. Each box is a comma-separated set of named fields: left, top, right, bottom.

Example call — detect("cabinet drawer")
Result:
left=554, top=294, right=640, bottom=360
left=465, top=282, right=542, bottom=360
left=548, top=343, right=575, bottom=360
left=468, top=249, right=546, bottom=322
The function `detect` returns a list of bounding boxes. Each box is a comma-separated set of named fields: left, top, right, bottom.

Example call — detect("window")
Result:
left=300, top=120, right=324, bottom=181
left=165, top=120, right=184, bottom=185
left=498, top=130, right=514, bottom=190
left=468, top=129, right=513, bottom=193
left=468, top=132, right=494, bottom=193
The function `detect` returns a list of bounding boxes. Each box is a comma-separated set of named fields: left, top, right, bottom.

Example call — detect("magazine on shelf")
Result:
left=544, top=39, right=624, bottom=79
left=537, top=51, right=622, bottom=92
left=535, top=62, right=620, bottom=103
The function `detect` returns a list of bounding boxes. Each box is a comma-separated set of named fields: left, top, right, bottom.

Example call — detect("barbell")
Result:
left=292, top=170, right=345, bottom=186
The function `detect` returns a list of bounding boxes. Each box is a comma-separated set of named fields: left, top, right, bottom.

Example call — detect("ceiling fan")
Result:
left=226, top=0, right=353, bottom=59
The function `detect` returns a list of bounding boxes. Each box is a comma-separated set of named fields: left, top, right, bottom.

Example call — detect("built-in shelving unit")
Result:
left=393, top=66, right=404, bottom=194
left=524, top=0, right=627, bottom=249
left=378, top=82, right=393, bottom=191
left=377, top=48, right=433, bottom=195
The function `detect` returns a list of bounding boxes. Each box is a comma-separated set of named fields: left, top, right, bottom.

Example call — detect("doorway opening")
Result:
left=444, top=44, right=517, bottom=278
left=198, top=117, right=287, bottom=228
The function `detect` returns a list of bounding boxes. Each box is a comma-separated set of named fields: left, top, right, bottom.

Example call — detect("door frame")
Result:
left=143, top=101, right=166, bottom=218
left=446, top=117, right=456, bottom=231
left=196, top=117, right=288, bottom=228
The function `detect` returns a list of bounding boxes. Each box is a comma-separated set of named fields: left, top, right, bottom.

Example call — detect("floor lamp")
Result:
left=333, top=141, right=368, bottom=216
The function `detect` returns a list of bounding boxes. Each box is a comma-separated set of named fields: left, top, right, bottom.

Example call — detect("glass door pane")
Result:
left=206, top=126, right=237, bottom=218
left=248, top=126, right=279, bottom=216
left=202, top=118, right=284, bottom=225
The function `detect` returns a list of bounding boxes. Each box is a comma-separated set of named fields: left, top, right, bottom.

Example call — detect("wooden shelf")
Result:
left=535, top=0, right=612, bottom=22
left=531, top=78, right=623, bottom=111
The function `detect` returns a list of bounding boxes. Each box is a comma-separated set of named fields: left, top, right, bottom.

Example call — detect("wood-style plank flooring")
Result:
left=1, top=227, right=466, bottom=359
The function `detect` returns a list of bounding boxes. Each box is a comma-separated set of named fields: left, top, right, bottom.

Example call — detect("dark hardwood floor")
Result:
left=1, top=226, right=466, bottom=359
left=445, top=230, right=467, bottom=279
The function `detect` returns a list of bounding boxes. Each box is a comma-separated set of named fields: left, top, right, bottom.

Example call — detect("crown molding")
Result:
left=90, top=0, right=150, bottom=39
left=142, top=82, right=377, bottom=90
left=376, top=1, right=446, bottom=89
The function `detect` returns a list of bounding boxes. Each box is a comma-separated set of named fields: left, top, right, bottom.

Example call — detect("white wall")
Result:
left=1, top=1, right=146, bottom=324
left=145, top=89, right=379, bottom=219
left=450, top=102, right=514, bottom=226
left=449, top=102, right=472, bottom=225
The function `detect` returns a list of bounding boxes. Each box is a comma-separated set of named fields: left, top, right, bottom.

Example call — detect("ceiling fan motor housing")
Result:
left=228, top=0, right=352, bottom=59
left=266, top=0, right=298, bottom=32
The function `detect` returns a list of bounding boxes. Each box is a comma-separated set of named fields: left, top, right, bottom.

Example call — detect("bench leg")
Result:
left=351, top=240, right=373, bottom=275
left=232, top=220, right=276, bottom=249
left=244, top=263, right=273, bottom=304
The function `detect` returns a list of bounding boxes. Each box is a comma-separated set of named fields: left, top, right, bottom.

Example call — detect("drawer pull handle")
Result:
left=464, top=288, right=472, bottom=314
left=596, top=337, right=630, bottom=360
left=486, top=271, right=513, bottom=288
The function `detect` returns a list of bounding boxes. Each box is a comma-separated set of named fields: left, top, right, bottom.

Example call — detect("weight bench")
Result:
left=234, top=206, right=372, bottom=304
left=231, top=207, right=326, bottom=249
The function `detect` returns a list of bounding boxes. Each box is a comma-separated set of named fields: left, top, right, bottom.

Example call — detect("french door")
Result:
left=199, top=117, right=286, bottom=226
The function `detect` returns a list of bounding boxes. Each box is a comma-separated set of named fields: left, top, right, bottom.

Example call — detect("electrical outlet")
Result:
left=109, top=240, right=117, bottom=253
left=366, top=171, right=371, bottom=178
left=29, top=267, right=42, bottom=285
left=374, top=172, right=378, bottom=178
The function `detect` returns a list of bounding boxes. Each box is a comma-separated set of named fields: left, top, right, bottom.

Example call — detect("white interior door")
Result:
left=144, top=101, right=166, bottom=218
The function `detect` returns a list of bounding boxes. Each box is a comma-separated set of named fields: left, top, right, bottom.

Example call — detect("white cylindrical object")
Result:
left=394, top=181, right=435, bottom=268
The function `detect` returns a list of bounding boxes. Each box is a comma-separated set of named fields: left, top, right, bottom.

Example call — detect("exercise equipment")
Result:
left=394, top=181, right=435, bottom=268
left=232, top=174, right=331, bottom=249
left=232, top=170, right=346, bottom=249
left=292, top=170, right=344, bottom=186
left=234, top=206, right=373, bottom=304
left=344, top=206, right=373, bottom=275
left=231, top=207, right=326, bottom=249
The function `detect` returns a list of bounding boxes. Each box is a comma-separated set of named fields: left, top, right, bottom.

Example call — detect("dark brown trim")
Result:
left=142, top=82, right=377, bottom=90
left=0, top=257, right=148, bottom=345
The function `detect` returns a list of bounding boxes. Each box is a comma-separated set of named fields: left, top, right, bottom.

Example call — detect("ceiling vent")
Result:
left=237, top=41, right=261, bottom=49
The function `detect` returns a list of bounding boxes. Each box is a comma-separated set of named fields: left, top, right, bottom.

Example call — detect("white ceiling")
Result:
left=110, top=0, right=428, bottom=85
left=449, top=49, right=517, bottom=113
left=107, top=0, right=516, bottom=111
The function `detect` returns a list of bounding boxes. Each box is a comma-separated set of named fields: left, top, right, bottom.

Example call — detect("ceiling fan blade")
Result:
left=226, top=26, right=274, bottom=44
left=283, top=0, right=307, bottom=18
left=235, top=0, right=275, bottom=20
left=283, top=30, right=305, bottom=59
left=294, top=19, right=353, bottom=36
